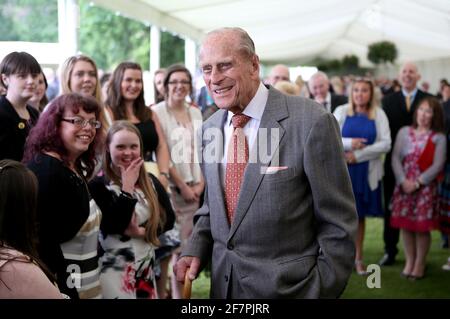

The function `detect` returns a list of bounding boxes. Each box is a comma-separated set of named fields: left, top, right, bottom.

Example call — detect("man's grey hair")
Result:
left=310, top=71, right=329, bottom=83
left=205, top=27, right=256, bottom=58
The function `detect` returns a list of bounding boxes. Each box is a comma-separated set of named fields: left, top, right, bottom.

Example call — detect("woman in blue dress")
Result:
left=334, top=78, right=391, bottom=275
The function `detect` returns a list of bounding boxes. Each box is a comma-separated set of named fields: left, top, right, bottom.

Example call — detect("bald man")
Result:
left=379, top=61, right=432, bottom=266
left=308, top=71, right=347, bottom=113
left=267, top=64, right=290, bottom=85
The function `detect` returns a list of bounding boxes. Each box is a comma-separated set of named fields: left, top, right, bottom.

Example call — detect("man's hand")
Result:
left=174, top=256, right=201, bottom=282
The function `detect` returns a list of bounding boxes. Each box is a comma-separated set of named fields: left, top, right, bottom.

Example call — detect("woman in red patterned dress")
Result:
left=390, top=96, right=446, bottom=279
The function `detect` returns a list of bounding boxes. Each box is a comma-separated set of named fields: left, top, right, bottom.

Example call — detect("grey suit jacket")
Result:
left=183, top=87, right=357, bottom=298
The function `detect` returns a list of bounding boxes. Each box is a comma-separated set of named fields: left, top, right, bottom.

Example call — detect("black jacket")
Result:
left=0, top=95, right=39, bottom=161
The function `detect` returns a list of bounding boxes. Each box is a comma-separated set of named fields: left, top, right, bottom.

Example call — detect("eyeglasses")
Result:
left=168, top=80, right=190, bottom=86
left=61, top=117, right=101, bottom=129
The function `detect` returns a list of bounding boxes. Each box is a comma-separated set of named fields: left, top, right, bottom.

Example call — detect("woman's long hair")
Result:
left=106, top=62, right=152, bottom=123
left=153, top=68, right=166, bottom=104
left=0, top=160, right=55, bottom=283
left=103, top=121, right=162, bottom=245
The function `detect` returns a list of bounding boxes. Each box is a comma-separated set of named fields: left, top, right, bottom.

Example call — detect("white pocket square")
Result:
left=261, top=166, right=288, bottom=174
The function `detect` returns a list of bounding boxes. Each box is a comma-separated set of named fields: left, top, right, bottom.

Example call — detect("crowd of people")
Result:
left=1, top=26, right=450, bottom=299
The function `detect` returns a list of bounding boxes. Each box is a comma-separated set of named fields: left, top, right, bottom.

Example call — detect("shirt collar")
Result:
left=402, top=87, right=418, bottom=98
left=227, top=82, right=268, bottom=126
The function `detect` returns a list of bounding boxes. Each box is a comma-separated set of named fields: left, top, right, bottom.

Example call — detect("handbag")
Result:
left=417, top=132, right=444, bottom=181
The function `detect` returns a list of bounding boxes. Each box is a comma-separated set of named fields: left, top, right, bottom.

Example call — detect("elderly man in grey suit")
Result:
left=174, top=27, right=357, bottom=299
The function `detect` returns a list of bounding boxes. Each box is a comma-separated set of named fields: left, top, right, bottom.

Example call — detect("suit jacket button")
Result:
left=224, top=275, right=229, bottom=282
left=227, top=243, right=234, bottom=250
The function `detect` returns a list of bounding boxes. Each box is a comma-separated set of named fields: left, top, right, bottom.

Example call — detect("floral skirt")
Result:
left=100, top=246, right=157, bottom=299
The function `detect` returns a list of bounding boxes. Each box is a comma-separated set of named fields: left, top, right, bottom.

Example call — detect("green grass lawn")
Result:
left=190, top=218, right=450, bottom=298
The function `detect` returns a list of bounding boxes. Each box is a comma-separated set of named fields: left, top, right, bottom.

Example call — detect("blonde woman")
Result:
left=333, top=78, right=391, bottom=275
left=60, top=55, right=109, bottom=136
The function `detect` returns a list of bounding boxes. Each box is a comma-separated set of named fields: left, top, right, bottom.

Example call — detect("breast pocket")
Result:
left=262, top=167, right=297, bottom=183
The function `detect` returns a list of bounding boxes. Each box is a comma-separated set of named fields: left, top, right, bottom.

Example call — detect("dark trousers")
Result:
left=383, top=173, right=400, bottom=257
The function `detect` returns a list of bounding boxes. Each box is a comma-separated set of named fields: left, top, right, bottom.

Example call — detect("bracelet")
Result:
left=160, top=172, right=170, bottom=179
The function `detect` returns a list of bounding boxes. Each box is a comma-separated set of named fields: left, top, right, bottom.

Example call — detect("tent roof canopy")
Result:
left=91, top=0, right=450, bottom=67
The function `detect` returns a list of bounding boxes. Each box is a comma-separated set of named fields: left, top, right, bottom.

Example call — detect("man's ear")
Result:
left=250, top=54, right=260, bottom=79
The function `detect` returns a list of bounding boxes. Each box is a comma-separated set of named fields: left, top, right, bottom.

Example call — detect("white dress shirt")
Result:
left=220, top=82, right=269, bottom=186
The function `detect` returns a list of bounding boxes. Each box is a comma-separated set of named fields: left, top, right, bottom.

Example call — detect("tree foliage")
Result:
left=78, top=0, right=185, bottom=71
left=341, top=54, right=359, bottom=69
left=160, top=31, right=185, bottom=68
left=0, top=0, right=58, bottom=42
left=0, top=0, right=185, bottom=71
left=79, top=0, right=150, bottom=70
left=367, top=41, right=398, bottom=65
left=314, top=54, right=367, bottom=75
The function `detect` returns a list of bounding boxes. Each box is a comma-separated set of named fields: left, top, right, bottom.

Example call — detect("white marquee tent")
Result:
left=91, top=0, right=450, bottom=68
left=1, top=0, right=448, bottom=91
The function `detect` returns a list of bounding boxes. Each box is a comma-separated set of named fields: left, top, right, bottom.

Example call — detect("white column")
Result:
left=58, top=0, right=79, bottom=59
left=184, top=38, right=197, bottom=78
left=150, top=25, right=161, bottom=72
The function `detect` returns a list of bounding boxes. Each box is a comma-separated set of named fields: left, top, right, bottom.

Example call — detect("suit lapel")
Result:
left=228, top=88, right=287, bottom=237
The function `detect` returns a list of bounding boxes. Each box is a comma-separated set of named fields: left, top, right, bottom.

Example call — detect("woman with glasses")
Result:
left=0, top=51, right=42, bottom=161
left=105, top=62, right=170, bottom=190
left=24, top=93, right=104, bottom=299
left=152, top=63, right=204, bottom=298
left=333, top=78, right=391, bottom=275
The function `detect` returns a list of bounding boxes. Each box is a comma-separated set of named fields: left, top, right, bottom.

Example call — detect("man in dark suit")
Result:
left=379, top=61, right=431, bottom=266
left=174, top=27, right=357, bottom=298
left=308, top=71, right=347, bottom=113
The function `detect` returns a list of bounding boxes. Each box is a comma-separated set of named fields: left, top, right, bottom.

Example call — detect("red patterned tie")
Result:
left=225, top=113, right=252, bottom=224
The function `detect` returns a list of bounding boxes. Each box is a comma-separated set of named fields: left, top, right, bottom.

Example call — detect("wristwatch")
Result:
left=160, top=172, right=170, bottom=179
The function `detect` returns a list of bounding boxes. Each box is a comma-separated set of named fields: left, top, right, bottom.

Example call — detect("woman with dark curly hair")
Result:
left=24, top=93, right=104, bottom=299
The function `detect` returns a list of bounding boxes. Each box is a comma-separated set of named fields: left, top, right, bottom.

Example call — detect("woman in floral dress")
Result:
left=390, top=96, right=446, bottom=279
left=89, top=121, right=173, bottom=298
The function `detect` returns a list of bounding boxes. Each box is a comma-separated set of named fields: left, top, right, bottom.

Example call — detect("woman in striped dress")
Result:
left=24, top=93, right=105, bottom=299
